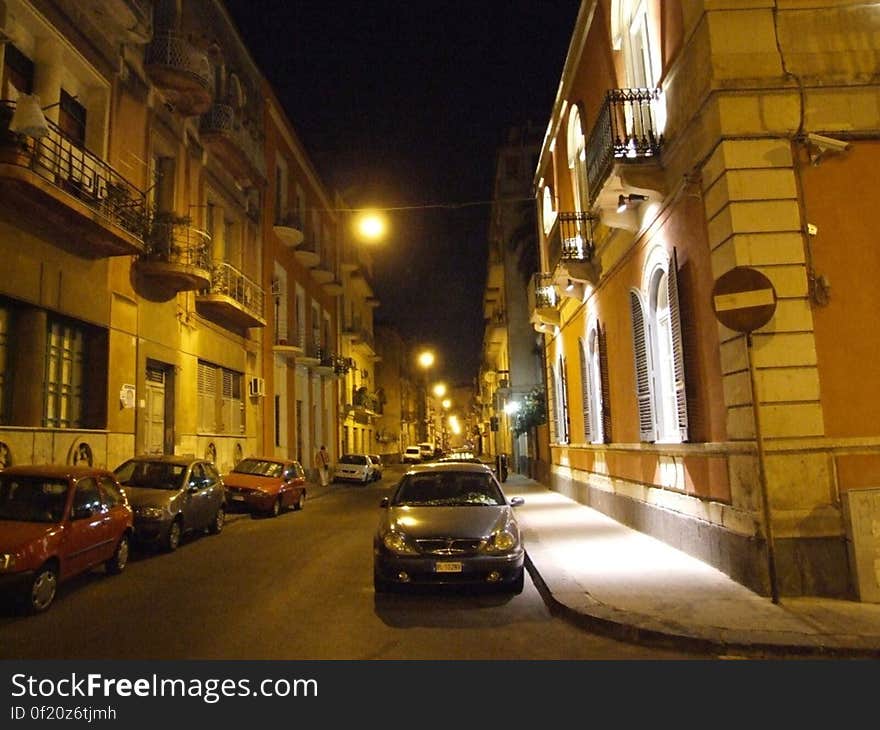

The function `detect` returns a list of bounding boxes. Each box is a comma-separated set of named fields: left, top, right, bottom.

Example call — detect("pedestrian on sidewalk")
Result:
left=316, top=445, right=330, bottom=486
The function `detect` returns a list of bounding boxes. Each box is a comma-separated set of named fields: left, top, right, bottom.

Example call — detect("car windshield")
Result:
left=339, top=455, right=367, bottom=465
left=0, top=476, right=68, bottom=523
left=114, top=460, right=186, bottom=490
left=232, top=459, right=283, bottom=478
left=391, top=473, right=504, bottom=507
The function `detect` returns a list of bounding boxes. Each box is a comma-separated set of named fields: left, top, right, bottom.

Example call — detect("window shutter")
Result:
left=547, top=368, right=557, bottom=443
left=579, top=338, right=593, bottom=443
left=598, top=323, right=612, bottom=443
left=667, top=248, right=689, bottom=442
left=630, top=290, right=656, bottom=442
left=197, top=362, right=216, bottom=433
left=559, top=356, right=570, bottom=444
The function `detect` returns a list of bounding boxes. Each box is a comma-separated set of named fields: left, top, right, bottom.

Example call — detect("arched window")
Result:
left=541, top=185, right=556, bottom=235
left=567, top=105, right=588, bottom=214
left=630, top=248, right=688, bottom=443
left=579, top=323, right=604, bottom=444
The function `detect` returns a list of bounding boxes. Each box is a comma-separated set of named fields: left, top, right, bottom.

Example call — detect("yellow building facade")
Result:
left=533, top=0, right=880, bottom=597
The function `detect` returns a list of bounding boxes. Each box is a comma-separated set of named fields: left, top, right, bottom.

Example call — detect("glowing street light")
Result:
left=433, top=383, right=447, bottom=399
left=355, top=210, right=387, bottom=242
left=417, top=350, right=435, bottom=370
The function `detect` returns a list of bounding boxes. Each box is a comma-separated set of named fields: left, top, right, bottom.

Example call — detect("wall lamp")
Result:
left=617, top=193, right=648, bottom=213
left=9, top=93, right=70, bottom=139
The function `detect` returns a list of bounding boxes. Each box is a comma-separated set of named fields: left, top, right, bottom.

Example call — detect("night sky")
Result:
left=223, top=1, right=579, bottom=384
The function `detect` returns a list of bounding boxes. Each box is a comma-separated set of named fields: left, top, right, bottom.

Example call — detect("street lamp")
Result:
left=416, top=349, right=435, bottom=442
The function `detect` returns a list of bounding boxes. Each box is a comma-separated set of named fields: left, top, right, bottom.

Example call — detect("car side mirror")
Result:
left=380, top=497, right=389, bottom=508
left=509, top=497, right=524, bottom=507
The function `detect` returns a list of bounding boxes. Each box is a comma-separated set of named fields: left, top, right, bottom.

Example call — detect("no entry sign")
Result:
left=712, top=266, right=777, bottom=333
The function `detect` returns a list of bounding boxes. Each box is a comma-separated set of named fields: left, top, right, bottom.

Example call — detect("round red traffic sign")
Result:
left=711, top=266, right=777, bottom=333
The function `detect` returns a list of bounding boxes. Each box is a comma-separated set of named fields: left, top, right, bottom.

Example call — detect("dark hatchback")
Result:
left=373, top=462, right=525, bottom=593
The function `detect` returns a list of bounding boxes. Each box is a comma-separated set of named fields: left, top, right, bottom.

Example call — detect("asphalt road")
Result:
left=0, top=466, right=701, bottom=660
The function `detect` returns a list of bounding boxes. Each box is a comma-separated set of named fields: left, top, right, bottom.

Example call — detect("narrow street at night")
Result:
left=0, top=466, right=700, bottom=661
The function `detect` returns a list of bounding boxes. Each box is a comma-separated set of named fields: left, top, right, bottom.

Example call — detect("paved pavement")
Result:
left=502, top=472, right=880, bottom=659
left=310, top=469, right=880, bottom=658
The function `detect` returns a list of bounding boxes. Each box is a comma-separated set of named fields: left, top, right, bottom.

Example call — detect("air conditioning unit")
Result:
left=248, top=376, right=266, bottom=397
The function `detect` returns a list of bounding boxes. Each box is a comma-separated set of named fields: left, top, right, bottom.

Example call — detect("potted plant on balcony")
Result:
left=144, top=211, right=191, bottom=260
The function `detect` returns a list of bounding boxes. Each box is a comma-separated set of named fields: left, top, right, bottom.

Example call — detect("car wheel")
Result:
left=270, top=497, right=282, bottom=518
left=209, top=505, right=225, bottom=534
left=293, top=492, right=305, bottom=511
left=165, top=519, right=182, bottom=552
left=27, top=563, right=58, bottom=614
left=506, top=568, right=525, bottom=595
left=105, top=534, right=130, bottom=575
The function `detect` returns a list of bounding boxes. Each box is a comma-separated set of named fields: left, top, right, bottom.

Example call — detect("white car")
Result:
left=402, top=446, right=422, bottom=464
left=332, top=454, right=376, bottom=485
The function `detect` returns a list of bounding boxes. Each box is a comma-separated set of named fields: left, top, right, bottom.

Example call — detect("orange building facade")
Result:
left=532, top=0, right=880, bottom=598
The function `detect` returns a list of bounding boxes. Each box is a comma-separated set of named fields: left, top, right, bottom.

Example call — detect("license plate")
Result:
left=231, top=495, right=245, bottom=501
left=435, top=562, right=462, bottom=573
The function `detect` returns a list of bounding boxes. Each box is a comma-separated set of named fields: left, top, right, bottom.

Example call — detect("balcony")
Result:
left=585, top=88, right=665, bottom=212
left=298, top=339, right=322, bottom=367
left=273, top=210, right=304, bottom=248
left=310, top=260, right=335, bottom=285
left=485, top=308, right=507, bottom=337
left=144, top=31, right=213, bottom=116
left=272, top=329, right=304, bottom=362
left=293, top=238, right=320, bottom=268
left=135, top=218, right=211, bottom=292
left=196, top=261, right=266, bottom=329
left=199, top=103, right=266, bottom=184
left=0, top=101, right=148, bottom=258
left=315, top=349, right=346, bottom=377
left=322, top=278, right=344, bottom=296
left=548, top=211, right=601, bottom=288
left=528, top=272, right=559, bottom=331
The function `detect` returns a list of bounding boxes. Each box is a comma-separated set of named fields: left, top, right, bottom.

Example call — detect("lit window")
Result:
left=567, top=106, right=588, bottom=213
left=45, top=321, right=84, bottom=429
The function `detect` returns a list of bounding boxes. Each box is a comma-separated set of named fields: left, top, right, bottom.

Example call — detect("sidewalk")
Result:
left=503, top=472, right=880, bottom=659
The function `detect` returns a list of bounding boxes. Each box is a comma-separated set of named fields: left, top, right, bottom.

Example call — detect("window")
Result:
left=630, top=248, right=688, bottom=443
left=567, top=106, right=588, bottom=213
left=579, top=325, right=604, bottom=444
left=550, top=355, right=570, bottom=445
left=0, top=306, right=8, bottom=424
left=58, top=90, right=86, bottom=145
left=541, top=186, right=556, bottom=235
left=198, top=361, right=244, bottom=434
left=45, top=320, right=85, bottom=429
left=2, top=44, right=35, bottom=96
left=72, top=478, right=101, bottom=518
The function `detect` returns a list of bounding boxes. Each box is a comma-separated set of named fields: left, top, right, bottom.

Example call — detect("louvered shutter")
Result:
left=598, top=323, right=612, bottom=443
left=630, top=290, right=656, bottom=442
left=548, top=368, right=558, bottom=443
left=579, top=339, right=593, bottom=443
left=559, top=356, right=571, bottom=444
left=197, top=362, right=216, bottom=432
left=666, top=249, right=689, bottom=442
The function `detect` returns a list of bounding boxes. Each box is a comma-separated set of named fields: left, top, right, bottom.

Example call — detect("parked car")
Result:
left=402, top=446, right=422, bottom=464
left=368, top=455, right=384, bottom=481
left=437, top=451, right=497, bottom=475
left=418, top=443, right=435, bottom=461
left=332, top=454, right=376, bottom=485
left=373, top=462, right=525, bottom=594
left=0, top=464, right=133, bottom=614
left=113, top=455, right=225, bottom=552
left=223, top=456, right=306, bottom=517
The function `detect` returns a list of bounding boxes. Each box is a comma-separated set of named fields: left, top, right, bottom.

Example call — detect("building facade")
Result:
left=532, top=0, right=880, bottom=598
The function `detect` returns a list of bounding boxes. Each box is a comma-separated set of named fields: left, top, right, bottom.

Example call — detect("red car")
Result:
left=223, top=457, right=307, bottom=517
left=0, top=464, right=133, bottom=614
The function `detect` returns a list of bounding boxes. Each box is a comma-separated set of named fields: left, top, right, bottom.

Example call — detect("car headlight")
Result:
left=0, top=553, right=17, bottom=572
left=485, top=529, right=518, bottom=553
left=382, top=531, right=418, bottom=555
left=136, top=506, right=165, bottom=520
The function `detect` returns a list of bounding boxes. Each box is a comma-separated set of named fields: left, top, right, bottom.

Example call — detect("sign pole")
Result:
left=746, top=333, right=780, bottom=604
left=711, top=266, right=780, bottom=604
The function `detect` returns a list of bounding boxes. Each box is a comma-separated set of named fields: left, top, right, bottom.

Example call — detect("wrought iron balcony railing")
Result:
left=0, top=99, right=148, bottom=244
left=143, top=217, right=210, bottom=269
left=585, top=88, right=663, bottom=206
left=529, top=272, right=557, bottom=311
left=144, top=31, right=213, bottom=115
left=204, top=261, right=264, bottom=319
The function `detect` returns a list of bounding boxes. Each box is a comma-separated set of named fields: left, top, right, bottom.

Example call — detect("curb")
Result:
left=523, top=553, right=880, bottom=660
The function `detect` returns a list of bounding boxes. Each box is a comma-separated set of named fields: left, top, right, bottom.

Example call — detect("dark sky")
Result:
left=223, top=1, right=579, bottom=385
